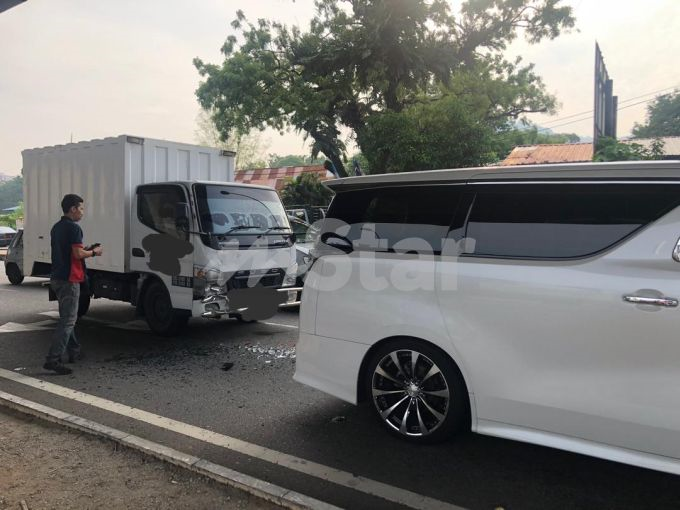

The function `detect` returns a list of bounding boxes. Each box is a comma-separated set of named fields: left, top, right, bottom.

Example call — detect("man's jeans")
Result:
left=46, top=280, right=81, bottom=363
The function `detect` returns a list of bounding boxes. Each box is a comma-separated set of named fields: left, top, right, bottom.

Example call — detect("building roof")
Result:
left=324, top=160, right=680, bottom=192
left=234, top=165, right=333, bottom=191
left=623, top=136, right=680, bottom=157
left=501, top=143, right=594, bottom=166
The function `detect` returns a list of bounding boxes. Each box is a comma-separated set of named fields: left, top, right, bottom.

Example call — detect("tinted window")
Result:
left=325, top=185, right=461, bottom=253
left=465, top=184, right=680, bottom=259
left=138, top=186, right=187, bottom=239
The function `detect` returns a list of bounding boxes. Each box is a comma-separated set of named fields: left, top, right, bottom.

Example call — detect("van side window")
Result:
left=326, top=185, right=461, bottom=253
left=137, top=186, right=187, bottom=240
left=465, top=184, right=680, bottom=259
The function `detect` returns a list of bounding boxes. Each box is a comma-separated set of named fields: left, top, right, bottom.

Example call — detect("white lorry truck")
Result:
left=20, top=135, right=300, bottom=335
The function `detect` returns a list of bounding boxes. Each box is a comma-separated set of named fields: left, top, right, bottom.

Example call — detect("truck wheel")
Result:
left=144, top=281, right=188, bottom=336
left=78, top=293, right=91, bottom=317
left=5, top=264, right=24, bottom=285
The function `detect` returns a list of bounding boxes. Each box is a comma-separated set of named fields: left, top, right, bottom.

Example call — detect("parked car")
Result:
left=0, top=225, right=16, bottom=248
left=4, top=228, right=23, bottom=285
left=295, top=160, right=680, bottom=476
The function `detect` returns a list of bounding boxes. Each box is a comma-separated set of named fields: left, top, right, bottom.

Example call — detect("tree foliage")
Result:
left=0, top=176, right=23, bottom=211
left=593, top=137, right=665, bottom=162
left=268, top=154, right=325, bottom=167
left=279, top=173, right=333, bottom=207
left=194, top=109, right=269, bottom=169
left=194, top=0, right=575, bottom=176
left=632, top=91, right=680, bottom=138
left=0, top=201, right=23, bottom=229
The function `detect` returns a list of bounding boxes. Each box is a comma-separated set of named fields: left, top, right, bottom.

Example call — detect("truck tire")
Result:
left=143, top=281, right=188, bottom=336
left=5, top=263, right=24, bottom=285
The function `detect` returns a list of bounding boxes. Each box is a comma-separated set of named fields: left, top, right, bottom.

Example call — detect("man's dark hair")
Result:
left=61, top=194, right=83, bottom=214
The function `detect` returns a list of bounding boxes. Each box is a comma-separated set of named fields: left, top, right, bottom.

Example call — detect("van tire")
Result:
left=365, top=338, right=468, bottom=443
left=143, top=281, right=188, bottom=336
left=5, top=263, right=23, bottom=285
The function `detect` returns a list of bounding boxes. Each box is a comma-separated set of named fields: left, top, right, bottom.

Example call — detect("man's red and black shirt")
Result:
left=50, top=216, right=86, bottom=283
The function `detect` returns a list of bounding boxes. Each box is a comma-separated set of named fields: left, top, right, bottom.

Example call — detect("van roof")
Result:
left=324, top=160, right=680, bottom=192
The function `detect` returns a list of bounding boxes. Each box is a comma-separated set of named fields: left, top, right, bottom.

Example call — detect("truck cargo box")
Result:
left=22, top=135, right=234, bottom=274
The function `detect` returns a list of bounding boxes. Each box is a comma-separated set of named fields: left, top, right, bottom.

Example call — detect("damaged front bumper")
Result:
left=194, top=286, right=303, bottom=319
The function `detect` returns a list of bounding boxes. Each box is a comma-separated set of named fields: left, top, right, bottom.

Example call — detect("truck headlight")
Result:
left=283, top=273, right=297, bottom=287
left=194, top=266, right=221, bottom=283
left=282, top=262, right=298, bottom=287
left=193, top=266, right=223, bottom=299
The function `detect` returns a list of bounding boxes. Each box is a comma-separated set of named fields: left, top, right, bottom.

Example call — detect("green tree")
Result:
left=632, top=91, right=680, bottom=138
left=593, top=137, right=665, bottom=162
left=194, top=109, right=269, bottom=169
left=194, top=0, right=574, bottom=176
left=0, top=176, right=23, bottom=211
left=0, top=201, right=23, bottom=229
left=279, top=173, right=333, bottom=207
left=268, top=154, right=325, bottom=167
left=361, top=94, right=497, bottom=172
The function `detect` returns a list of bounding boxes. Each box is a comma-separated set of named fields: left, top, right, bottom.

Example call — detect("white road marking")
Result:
left=0, top=368, right=462, bottom=510
left=261, top=321, right=298, bottom=329
left=0, top=321, right=55, bottom=333
left=39, top=311, right=60, bottom=319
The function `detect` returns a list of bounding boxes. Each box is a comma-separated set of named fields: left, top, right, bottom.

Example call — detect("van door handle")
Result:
left=623, top=295, right=678, bottom=307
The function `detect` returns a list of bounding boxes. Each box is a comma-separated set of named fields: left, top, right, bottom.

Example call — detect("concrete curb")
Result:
left=0, top=390, right=341, bottom=510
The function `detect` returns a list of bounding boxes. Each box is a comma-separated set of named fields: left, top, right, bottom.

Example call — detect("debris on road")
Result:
left=221, top=362, right=234, bottom=371
left=240, top=343, right=296, bottom=362
left=331, top=416, right=346, bottom=423
left=13, top=367, right=26, bottom=372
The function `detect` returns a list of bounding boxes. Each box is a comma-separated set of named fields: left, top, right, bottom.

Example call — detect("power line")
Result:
left=539, top=83, right=679, bottom=127
left=536, top=86, right=678, bottom=132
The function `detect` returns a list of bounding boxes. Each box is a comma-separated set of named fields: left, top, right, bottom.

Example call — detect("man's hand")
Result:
left=73, top=244, right=104, bottom=259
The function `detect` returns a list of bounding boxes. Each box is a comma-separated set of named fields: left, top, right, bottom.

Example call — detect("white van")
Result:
left=294, top=160, right=680, bottom=475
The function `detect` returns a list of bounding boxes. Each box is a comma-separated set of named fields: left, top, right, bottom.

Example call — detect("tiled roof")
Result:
left=623, top=136, right=680, bottom=157
left=234, top=165, right=334, bottom=191
left=501, top=143, right=594, bottom=166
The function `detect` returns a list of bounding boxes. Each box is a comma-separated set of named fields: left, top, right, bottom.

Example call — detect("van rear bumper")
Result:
left=293, top=331, right=370, bottom=405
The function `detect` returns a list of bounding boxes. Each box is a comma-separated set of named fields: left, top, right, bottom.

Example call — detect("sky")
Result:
left=1, top=0, right=679, bottom=176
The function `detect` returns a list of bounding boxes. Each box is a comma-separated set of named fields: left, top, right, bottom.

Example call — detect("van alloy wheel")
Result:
left=371, top=349, right=450, bottom=437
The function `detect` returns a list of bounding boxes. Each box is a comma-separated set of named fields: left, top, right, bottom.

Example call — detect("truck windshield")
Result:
left=194, top=184, right=290, bottom=241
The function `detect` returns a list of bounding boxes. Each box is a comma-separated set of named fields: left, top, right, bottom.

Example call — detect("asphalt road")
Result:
left=1, top=262, right=679, bottom=510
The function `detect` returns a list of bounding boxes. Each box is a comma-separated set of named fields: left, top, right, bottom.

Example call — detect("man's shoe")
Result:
left=43, top=361, right=72, bottom=375
left=67, top=352, right=83, bottom=363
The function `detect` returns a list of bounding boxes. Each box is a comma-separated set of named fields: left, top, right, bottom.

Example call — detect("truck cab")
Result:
left=125, top=181, right=299, bottom=334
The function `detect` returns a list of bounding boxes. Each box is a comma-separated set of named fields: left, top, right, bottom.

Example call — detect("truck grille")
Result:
left=227, top=268, right=285, bottom=290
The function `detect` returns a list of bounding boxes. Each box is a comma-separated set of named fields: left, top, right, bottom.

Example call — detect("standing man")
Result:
left=43, top=194, right=103, bottom=375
